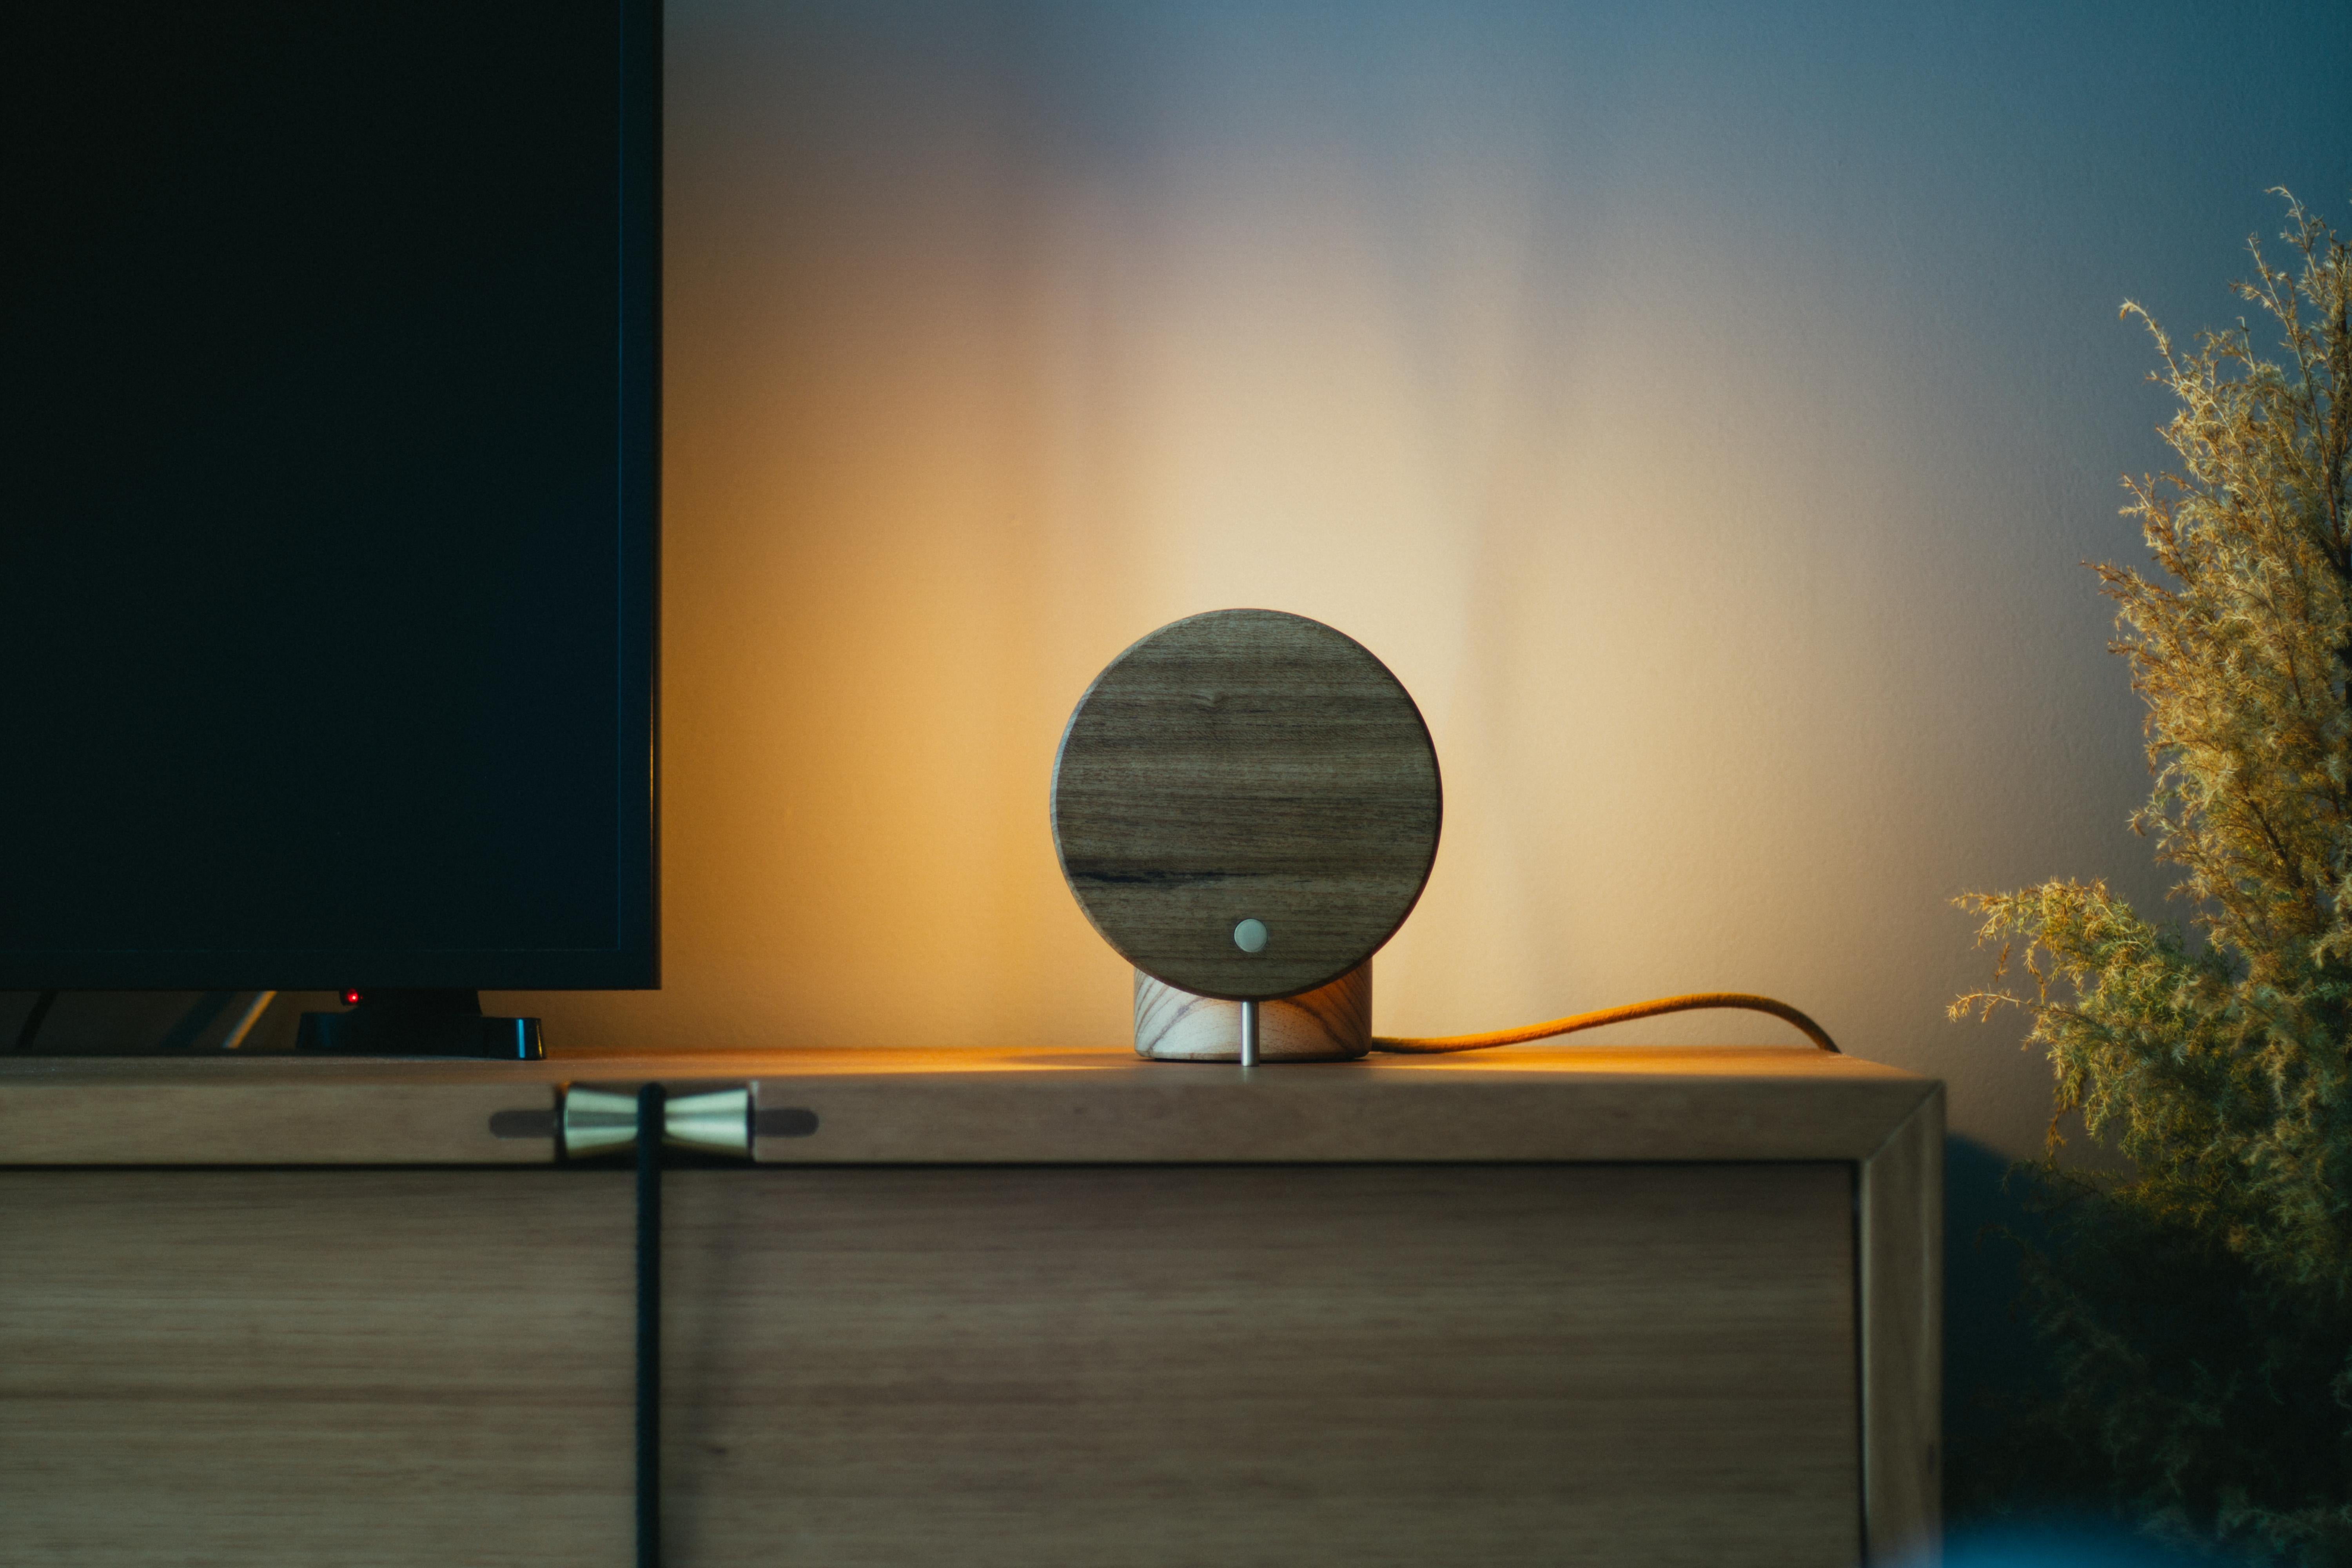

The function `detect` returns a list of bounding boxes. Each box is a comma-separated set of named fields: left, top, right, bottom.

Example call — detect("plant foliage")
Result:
left=1956, top=194, right=2352, bottom=1562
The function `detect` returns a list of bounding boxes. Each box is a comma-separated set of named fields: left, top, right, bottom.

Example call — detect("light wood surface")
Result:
left=740, top=1049, right=1930, bottom=1166
left=0, top=1045, right=1932, bottom=1167
left=0, top=1169, right=630, bottom=1566
left=1, top=1162, right=1860, bottom=1567
left=0, top=1061, right=561, bottom=1164
left=1862, top=1085, right=1945, bottom=1562
left=1132, top=963, right=1371, bottom=1060
left=0, top=1044, right=1941, bottom=1561
left=1050, top=609, right=1442, bottom=1000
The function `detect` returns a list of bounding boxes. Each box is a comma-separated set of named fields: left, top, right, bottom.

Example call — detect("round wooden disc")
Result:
left=1051, top=609, right=1442, bottom=1001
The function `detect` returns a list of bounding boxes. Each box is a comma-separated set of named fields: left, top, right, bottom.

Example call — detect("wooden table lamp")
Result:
left=1051, top=608, right=1441, bottom=1062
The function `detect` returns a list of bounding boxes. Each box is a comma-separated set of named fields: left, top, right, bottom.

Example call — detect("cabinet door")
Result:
left=2, top=1163, right=1858, bottom=1566
left=2, top=1169, right=634, bottom=1565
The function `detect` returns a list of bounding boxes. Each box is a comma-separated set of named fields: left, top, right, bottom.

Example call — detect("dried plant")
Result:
left=1955, top=194, right=2352, bottom=1561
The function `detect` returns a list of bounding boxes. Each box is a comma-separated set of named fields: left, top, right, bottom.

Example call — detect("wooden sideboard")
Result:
left=0, top=1045, right=1941, bottom=1566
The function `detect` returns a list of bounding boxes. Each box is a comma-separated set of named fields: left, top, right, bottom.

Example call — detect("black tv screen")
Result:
left=0, top=0, right=658, bottom=990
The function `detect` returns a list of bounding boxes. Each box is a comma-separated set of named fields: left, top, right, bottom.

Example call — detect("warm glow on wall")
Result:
left=503, top=0, right=2352, bottom=1156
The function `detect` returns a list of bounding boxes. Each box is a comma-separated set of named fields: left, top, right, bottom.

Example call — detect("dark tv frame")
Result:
left=605, top=0, right=663, bottom=995
left=0, top=0, right=661, bottom=994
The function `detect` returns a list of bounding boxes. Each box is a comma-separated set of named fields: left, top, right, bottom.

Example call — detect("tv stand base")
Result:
left=296, top=989, right=543, bottom=1060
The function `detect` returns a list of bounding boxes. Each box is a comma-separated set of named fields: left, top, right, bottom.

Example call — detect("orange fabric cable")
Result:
left=1370, top=992, right=1838, bottom=1054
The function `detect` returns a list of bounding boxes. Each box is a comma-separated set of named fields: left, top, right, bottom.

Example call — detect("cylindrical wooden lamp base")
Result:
left=1133, top=965, right=1371, bottom=1062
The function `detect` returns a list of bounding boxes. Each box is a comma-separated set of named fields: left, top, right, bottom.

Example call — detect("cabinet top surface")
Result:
left=0, top=1046, right=1938, bottom=1166
left=0, top=1043, right=1921, bottom=1087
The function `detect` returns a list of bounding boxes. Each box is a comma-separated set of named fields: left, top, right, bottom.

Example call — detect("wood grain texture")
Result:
left=745, top=1048, right=1935, bottom=1165
left=0, top=1169, right=632, bottom=1566
left=0, top=1056, right=558, bottom=1164
left=1861, top=1085, right=1944, bottom=1564
left=1133, top=963, right=1371, bottom=1060
left=0, top=1163, right=1860, bottom=1567
left=0, top=1046, right=1935, bottom=1167
left=1051, top=609, right=1441, bottom=1000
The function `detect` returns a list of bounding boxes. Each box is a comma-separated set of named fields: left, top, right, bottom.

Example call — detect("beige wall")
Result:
left=514, top=0, right=2352, bottom=1156
left=19, top=3, right=2346, bottom=1158
left=508, top=0, right=2350, bottom=1156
